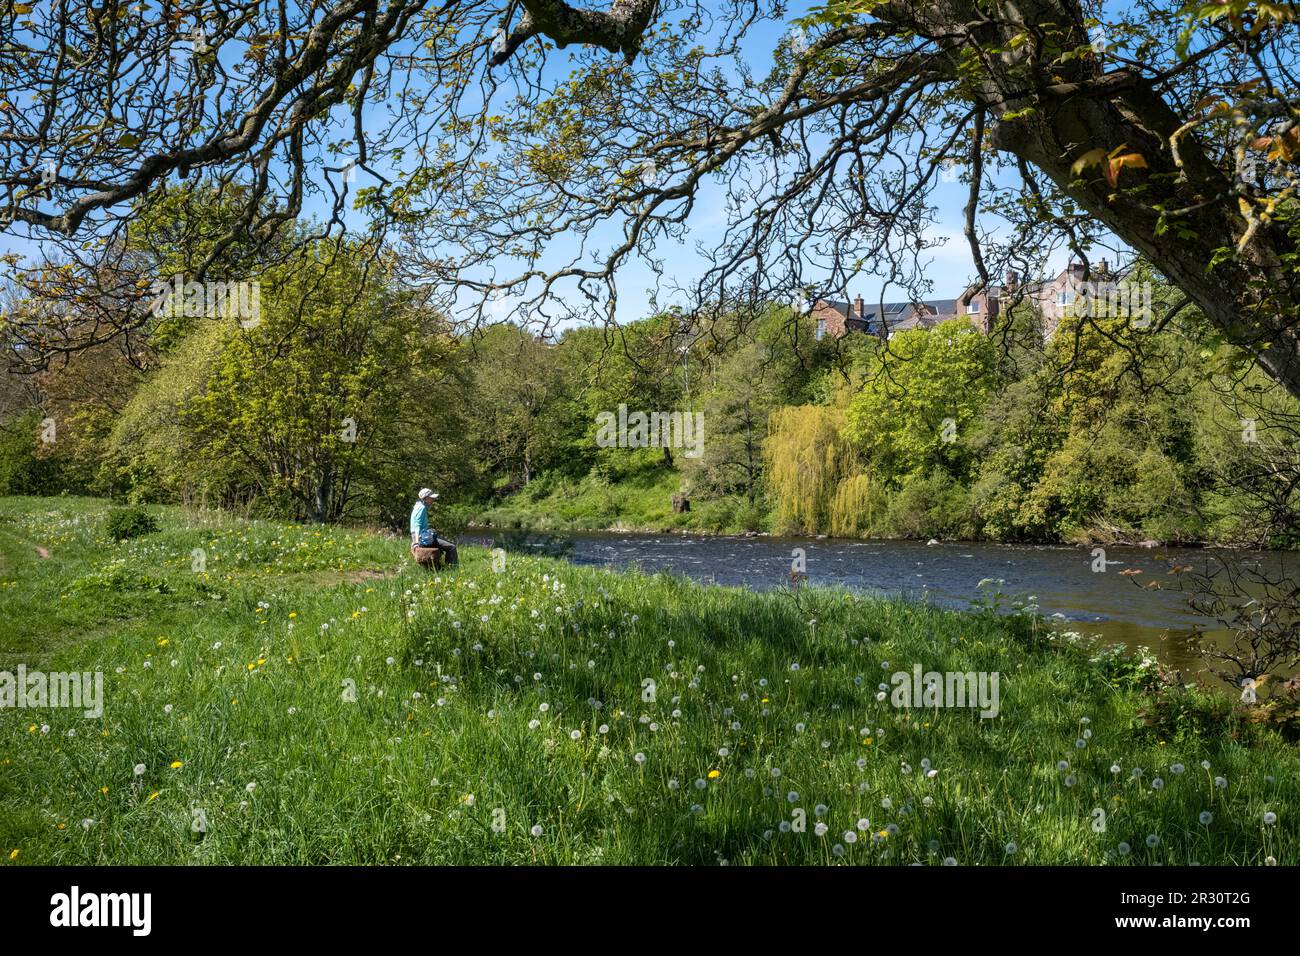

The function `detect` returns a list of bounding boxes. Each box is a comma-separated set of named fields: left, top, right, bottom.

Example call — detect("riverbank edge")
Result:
left=461, top=518, right=1271, bottom=552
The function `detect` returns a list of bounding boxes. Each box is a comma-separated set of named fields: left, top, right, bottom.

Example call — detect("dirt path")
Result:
left=35, top=546, right=50, bottom=559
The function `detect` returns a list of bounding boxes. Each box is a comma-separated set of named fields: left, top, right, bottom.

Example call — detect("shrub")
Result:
left=0, top=410, right=66, bottom=496
left=103, top=504, right=160, bottom=540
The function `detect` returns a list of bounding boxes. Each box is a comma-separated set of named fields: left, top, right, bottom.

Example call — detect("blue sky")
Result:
left=6, top=1, right=1134, bottom=326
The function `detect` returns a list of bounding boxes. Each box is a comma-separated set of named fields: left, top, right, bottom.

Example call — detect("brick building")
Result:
left=810, top=261, right=1113, bottom=341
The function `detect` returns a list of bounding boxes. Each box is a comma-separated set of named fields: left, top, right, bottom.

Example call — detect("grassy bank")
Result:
left=469, top=463, right=1255, bottom=548
left=0, top=495, right=1294, bottom=865
left=472, top=461, right=726, bottom=533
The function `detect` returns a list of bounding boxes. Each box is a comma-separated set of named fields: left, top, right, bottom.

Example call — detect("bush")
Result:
left=103, top=505, right=160, bottom=540
left=0, top=411, right=66, bottom=496
left=880, top=469, right=972, bottom=538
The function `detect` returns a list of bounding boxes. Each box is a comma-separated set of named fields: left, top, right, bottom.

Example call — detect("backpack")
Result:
left=417, top=528, right=440, bottom=548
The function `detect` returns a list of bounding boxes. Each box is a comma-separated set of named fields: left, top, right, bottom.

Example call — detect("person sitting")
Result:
left=410, top=488, right=458, bottom=567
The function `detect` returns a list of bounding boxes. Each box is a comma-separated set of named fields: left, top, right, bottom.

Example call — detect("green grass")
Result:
left=0, top=495, right=1294, bottom=865
left=474, top=458, right=763, bottom=534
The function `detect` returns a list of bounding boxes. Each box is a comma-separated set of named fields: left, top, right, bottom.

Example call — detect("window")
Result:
left=815, top=318, right=825, bottom=341
left=966, top=299, right=980, bottom=314
left=1056, top=289, right=1073, bottom=306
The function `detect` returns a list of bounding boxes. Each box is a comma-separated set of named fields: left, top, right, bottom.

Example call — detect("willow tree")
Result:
left=765, top=404, right=861, bottom=534
left=828, top=473, right=877, bottom=538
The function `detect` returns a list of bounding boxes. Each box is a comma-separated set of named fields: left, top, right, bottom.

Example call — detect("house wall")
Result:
left=957, top=290, right=999, bottom=333
left=1028, top=264, right=1088, bottom=338
left=811, top=300, right=849, bottom=339
left=821, top=263, right=1107, bottom=343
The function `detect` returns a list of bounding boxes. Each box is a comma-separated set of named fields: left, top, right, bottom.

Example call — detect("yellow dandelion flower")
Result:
left=288, top=612, right=297, bottom=619
left=27, top=724, right=36, bottom=733
left=8, top=849, right=17, bottom=860
left=147, top=792, right=159, bottom=801
left=157, top=638, right=169, bottom=647
left=863, top=738, right=873, bottom=746
left=230, top=698, right=238, bottom=705
left=170, top=761, right=183, bottom=769
left=247, top=663, right=256, bottom=671
left=708, top=770, right=720, bottom=779
left=100, top=787, right=108, bottom=795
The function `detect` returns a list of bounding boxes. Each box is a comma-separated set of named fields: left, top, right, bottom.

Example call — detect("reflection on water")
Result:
left=465, top=529, right=1295, bottom=682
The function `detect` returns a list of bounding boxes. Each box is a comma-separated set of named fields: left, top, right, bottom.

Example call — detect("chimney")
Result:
left=1005, top=268, right=1019, bottom=289
left=854, top=295, right=864, bottom=320
left=1098, top=259, right=1109, bottom=276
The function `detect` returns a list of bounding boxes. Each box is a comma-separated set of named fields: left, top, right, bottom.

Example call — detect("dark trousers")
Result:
left=433, top=537, right=458, bottom=565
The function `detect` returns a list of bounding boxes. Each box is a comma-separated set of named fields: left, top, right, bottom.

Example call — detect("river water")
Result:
left=464, top=530, right=1295, bottom=679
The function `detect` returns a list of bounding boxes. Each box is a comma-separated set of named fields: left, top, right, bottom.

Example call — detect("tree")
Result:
left=467, top=324, right=581, bottom=488
left=844, top=319, right=999, bottom=481
left=102, top=319, right=239, bottom=505
left=765, top=403, right=859, bottom=535
left=683, top=342, right=782, bottom=505
left=4, top=1, right=1299, bottom=405
left=180, top=239, right=464, bottom=522
left=566, top=314, right=687, bottom=467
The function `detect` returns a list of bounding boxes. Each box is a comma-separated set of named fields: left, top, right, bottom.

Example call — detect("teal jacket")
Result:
left=410, top=500, right=428, bottom=544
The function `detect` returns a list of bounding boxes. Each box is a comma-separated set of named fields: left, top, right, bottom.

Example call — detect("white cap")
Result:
left=417, top=488, right=438, bottom=500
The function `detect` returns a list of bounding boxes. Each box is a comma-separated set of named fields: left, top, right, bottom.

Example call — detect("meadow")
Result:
left=0, top=496, right=1293, bottom=865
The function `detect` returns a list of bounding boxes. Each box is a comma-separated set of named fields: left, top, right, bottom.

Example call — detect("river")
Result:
left=463, top=529, right=1295, bottom=680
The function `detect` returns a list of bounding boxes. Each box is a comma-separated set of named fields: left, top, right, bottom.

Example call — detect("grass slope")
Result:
left=0, top=496, right=1293, bottom=865
left=473, top=459, right=761, bottom=534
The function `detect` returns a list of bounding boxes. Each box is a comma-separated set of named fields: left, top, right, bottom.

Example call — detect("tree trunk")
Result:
left=313, top=467, right=332, bottom=523
left=885, top=0, right=1300, bottom=399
